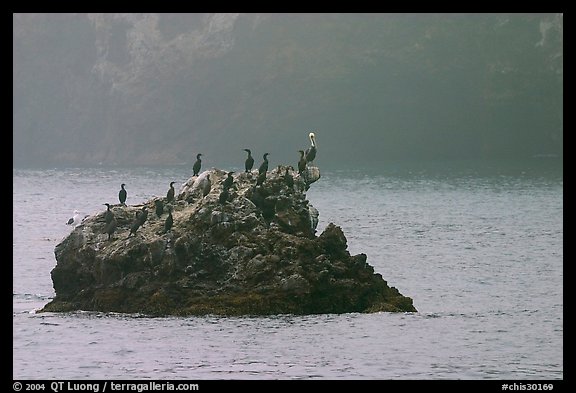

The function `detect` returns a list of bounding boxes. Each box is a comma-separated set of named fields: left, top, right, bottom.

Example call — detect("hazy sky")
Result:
left=13, top=13, right=563, bottom=168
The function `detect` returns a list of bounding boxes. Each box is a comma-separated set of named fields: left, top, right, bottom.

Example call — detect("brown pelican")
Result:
left=305, top=132, right=317, bottom=163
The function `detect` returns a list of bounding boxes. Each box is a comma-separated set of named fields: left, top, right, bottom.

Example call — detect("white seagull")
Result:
left=66, top=210, right=82, bottom=227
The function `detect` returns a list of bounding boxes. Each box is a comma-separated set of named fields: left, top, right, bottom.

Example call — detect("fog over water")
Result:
left=13, top=13, right=562, bottom=168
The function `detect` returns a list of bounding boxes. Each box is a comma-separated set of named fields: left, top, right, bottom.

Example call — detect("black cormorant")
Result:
left=137, top=206, right=148, bottom=226
left=258, top=153, right=269, bottom=175
left=154, top=199, right=164, bottom=218
left=284, top=167, right=294, bottom=188
left=305, top=132, right=317, bottom=163
left=103, top=216, right=117, bottom=240
left=127, top=214, right=141, bottom=238
left=127, top=207, right=148, bottom=238
left=164, top=206, right=173, bottom=233
left=247, top=185, right=264, bottom=208
left=223, top=171, right=234, bottom=190
left=243, top=149, right=254, bottom=173
left=103, top=203, right=114, bottom=224
left=166, top=181, right=176, bottom=203
left=298, top=150, right=307, bottom=174
left=218, top=187, right=230, bottom=204
left=119, top=184, right=127, bottom=206
left=193, top=153, right=202, bottom=176
left=256, top=170, right=266, bottom=186
left=202, top=174, right=212, bottom=197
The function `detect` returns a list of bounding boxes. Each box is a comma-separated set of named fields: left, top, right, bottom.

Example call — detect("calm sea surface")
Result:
left=13, top=159, right=563, bottom=380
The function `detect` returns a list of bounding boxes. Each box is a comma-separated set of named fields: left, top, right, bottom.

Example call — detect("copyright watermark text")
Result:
left=13, top=382, right=199, bottom=393
left=502, top=383, right=554, bottom=391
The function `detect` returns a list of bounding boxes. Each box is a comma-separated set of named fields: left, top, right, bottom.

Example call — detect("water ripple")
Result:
left=13, top=164, right=562, bottom=379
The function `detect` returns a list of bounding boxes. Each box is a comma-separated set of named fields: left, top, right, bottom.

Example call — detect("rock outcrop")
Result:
left=42, top=166, right=417, bottom=316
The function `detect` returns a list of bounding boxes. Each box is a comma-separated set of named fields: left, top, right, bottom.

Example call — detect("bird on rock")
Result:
left=258, top=153, right=269, bottom=175
left=284, top=167, right=294, bottom=189
left=193, top=154, right=202, bottom=176
left=305, top=132, right=317, bottom=164
left=66, top=210, right=81, bottom=227
left=164, top=206, right=173, bottom=233
left=127, top=206, right=148, bottom=238
left=118, top=183, right=127, bottom=206
left=166, top=181, right=176, bottom=203
left=218, top=187, right=230, bottom=204
left=103, top=215, right=117, bottom=240
left=243, top=149, right=254, bottom=173
left=154, top=199, right=164, bottom=218
left=223, top=171, right=234, bottom=190
left=298, top=150, right=306, bottom=174
left=103, top=203, right=114, bottom=224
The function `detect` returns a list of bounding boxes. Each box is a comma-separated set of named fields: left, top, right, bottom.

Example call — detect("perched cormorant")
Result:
left=243, top=149, right=254, bottom=173
left=127, top=207, right=148, bottom=238
left=305, top=132, right=317, bottom=163
left=103, top=216, right=117, bottom=240
left=193, top=153, right=202, bottom=176
left=246, top=185, right=259, bottom=206
left=284, top=167, right=294, bottom=188
left=223, top=171, right=234, bottom=190
left=103, top=203, right=114, bottom=224
left=218, top=187, right=230, bottom=204
left=166, top=181, right=176, bottom=203
left=298, top=150, right=307, bottom=174
left=154, top=199, right=164, bottom=218
left=137, top=206, right=148, bottom=226
left=128, top=214, right=141, bottom=238
left=202, top=174, right=212, bottom=197
left=66, top=210, right=81, bottom=226
left=256, top=170, right=266, bottom=186
left=247, top=185, right=266, bottom=209
left=118, top=184, right=127, bottom=206
left=164, top=206, right=173, bottom=233
left=258, top=153, right=270, bottom=175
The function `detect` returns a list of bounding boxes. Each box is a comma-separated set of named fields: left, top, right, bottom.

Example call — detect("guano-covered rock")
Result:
left=42, top=165, right=417, bottom=316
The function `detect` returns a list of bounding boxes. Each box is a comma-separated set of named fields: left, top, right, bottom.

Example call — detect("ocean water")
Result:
left=12, top=159, right=563, bottom=380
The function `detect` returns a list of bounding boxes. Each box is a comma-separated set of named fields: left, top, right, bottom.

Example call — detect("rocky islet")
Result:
left=42, top=165, right=417, bottom=316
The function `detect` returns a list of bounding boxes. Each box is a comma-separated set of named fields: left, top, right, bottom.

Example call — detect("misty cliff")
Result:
left=13, top=13, right=563, bottom=167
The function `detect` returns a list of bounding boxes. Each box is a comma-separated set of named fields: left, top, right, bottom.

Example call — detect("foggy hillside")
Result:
left=13, top=13, right=563, bottom=168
